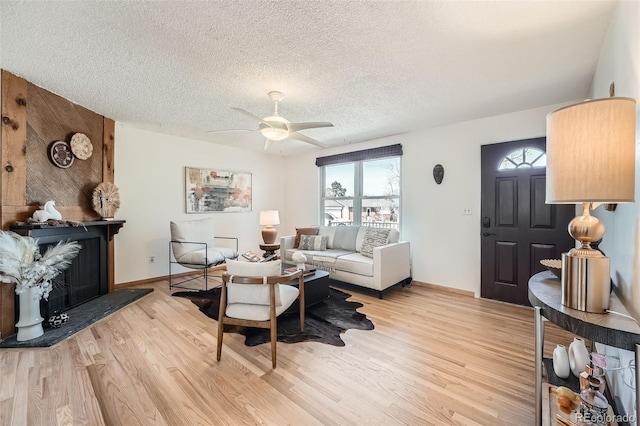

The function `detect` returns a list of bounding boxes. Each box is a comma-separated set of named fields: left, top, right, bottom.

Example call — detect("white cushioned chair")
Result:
left=169, top=218, right=238, bottom=290
left=216, top=260, right=304, bottom=369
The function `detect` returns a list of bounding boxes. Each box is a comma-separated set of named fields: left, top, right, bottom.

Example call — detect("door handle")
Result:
left=482, top=231, right=496, bottom=237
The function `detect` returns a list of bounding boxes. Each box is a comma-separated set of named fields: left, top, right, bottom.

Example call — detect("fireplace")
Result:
left=10, top=221, right=124, bottom=324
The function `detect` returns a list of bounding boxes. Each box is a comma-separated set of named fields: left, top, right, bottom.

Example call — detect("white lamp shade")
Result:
left=546, top=97, right=636, bottom=204
left=260, top=116, right=289, bottom=141
left=259, top=210, right=280, bottom=226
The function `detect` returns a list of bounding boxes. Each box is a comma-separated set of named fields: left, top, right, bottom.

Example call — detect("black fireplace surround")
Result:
left=11, top=221, right=124, bottom=322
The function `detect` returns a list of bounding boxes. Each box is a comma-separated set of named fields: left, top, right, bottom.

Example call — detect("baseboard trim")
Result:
left=115, top=265, right=226, bottom=289
left=412, top=280, right=474, bottom=298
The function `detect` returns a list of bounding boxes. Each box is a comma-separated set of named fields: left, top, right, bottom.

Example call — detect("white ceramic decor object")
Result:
left=292, top=251, right=307, bottom=271
left=15, top=286, right=44, bottom=341
left=291, top=251, right=307, bottom=263
left=31, top=200, right=62, bottom=222
left=552, top=344, right=571, bottom=379
left=569, top=337, right=590, bottom=378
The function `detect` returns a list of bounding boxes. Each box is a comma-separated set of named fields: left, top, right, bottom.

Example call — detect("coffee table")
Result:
left=283, top=269, right=330, bottom=315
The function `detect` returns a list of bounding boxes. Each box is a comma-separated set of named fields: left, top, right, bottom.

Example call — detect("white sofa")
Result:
left=281, top=226, right=411, bottom=298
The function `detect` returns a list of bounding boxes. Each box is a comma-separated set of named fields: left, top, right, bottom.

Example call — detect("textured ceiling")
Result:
left=0, top=1, right=616, bottom=156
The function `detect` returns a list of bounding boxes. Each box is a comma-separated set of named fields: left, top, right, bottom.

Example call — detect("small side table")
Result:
left=259, top=243, right=280, bottom=260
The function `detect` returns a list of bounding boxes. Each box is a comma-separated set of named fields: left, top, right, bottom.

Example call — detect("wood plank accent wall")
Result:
left=0, top=70, right=116, bottom=339
left=26, top=83, right=104, bottom=209
left=103, top=119, right=116, bottom=293
left=1, top=71, right=27, bottom=208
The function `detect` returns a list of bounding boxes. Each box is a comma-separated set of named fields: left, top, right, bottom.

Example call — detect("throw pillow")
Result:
left=332, top=226, right=359, bottom=251
left=294, top=227, right=319, bottom=248
left=298, top=235, right=328, bottom=251
left=226, top=259, right=281, bottom=276
left=225, top=260, right=283, bottom=306
left=170, top=218, right=216, bottom=259
left=360, top=228, right=391, bottom=258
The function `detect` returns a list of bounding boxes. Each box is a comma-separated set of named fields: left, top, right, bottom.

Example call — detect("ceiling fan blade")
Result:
left=286, top=122, right=334, bottom=133
left=288, top=132, right=328, bottom=148
left=206, top=129, right=255, bottom=134
left=231, top=107, right=272, bottom=127
left=263, top=138, right=271, bottom=150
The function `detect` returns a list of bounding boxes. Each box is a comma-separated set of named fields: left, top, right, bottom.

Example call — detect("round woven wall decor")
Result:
left=92, top=182, right=120, bottom=219
left=70, top=133, right=93, bottom=160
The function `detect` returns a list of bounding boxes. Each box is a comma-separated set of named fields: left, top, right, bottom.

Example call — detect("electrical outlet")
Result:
left=149, top=256, right=155, bottom=264
left=462, top=208, right=472, bottom=215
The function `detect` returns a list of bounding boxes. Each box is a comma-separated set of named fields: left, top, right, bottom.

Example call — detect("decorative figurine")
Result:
left=433, top=164, right=444, bottom=184
left=292, top=251, right=307, bottom=271
left=31, top=200, right=63, bottom=222
left=48, top=312, right=69, bottom=328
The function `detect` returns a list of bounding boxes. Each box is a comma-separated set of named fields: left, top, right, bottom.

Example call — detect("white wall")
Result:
left=588, top=1, right=640, bottom=420
left=113, top=124, right=286, bottom=284
left=115, top=101, right=566, bottom=296
left=591, top=0, right=640, bottom=316
left=283, top=103, right=566, bottom=296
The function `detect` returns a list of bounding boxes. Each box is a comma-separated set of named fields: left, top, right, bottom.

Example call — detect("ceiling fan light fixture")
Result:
left=261, top=128, right=288, bottom=140
left=228, top=92, right=332, bottom=147
left=260, top=115, right=289, bottom=140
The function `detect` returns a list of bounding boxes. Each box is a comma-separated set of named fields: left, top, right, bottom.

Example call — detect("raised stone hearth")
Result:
left=0, top=288, right=152, bottom=348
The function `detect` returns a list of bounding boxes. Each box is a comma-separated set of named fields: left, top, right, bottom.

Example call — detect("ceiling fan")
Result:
left=212, top=91, right=333, bottom=150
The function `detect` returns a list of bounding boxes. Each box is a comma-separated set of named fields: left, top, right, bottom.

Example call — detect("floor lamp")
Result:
left=546, top=97, right=636, bottom=313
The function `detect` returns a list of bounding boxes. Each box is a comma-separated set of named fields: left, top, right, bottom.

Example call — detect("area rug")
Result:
left=172, top=287, right=374, bottom=347
left=0, top=288, right=154, bottom=348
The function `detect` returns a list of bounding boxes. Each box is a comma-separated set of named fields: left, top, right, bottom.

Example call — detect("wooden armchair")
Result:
left=216, top=260, right=304, bottom=368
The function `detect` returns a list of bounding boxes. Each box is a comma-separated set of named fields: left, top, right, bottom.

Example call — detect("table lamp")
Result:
left=546, top=97, right=636, bottom=313
left=259, top=210, right=280, bottom=244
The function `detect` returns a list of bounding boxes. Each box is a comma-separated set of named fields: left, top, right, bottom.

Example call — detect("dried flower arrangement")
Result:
left=0, top=231, right=81, bottom=300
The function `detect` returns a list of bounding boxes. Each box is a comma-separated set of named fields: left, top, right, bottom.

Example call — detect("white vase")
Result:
left=15, top=286, right=44, bottom=341
left=568, top=337, right=590, bottom=378
left=552, top=344, right=570, bottom=379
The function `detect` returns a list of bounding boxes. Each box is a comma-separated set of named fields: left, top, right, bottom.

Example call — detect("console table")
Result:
left=528, top=271, right=640, bottom=425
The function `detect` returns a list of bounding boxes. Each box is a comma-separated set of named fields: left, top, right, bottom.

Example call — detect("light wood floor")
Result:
left=0, top=276, right=574, bottom=426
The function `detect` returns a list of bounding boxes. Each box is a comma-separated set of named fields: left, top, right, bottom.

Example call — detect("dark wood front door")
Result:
left=480, top=138, right=575, bottom=305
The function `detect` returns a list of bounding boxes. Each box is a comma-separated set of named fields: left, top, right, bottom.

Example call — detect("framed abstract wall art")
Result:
left=185, top=167, right=252, bottom=213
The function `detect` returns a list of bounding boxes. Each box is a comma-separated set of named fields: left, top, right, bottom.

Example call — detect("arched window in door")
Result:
left=498, top=147, right=546, bottom=170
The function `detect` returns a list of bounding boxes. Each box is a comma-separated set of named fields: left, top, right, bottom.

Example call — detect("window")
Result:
left=498, top=147, right=546, bottom=170
left=318, top=145, right=401, bottom=229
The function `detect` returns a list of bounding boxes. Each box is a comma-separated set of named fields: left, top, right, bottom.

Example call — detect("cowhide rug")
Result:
left=172, top=287, right=374, bottom=347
